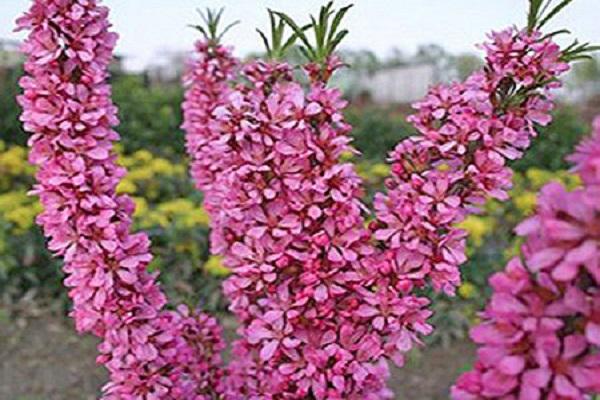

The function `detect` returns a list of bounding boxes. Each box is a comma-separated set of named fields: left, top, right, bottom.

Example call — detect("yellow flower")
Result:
left=0, top=191, right=41, bottom=234
left=370, top=163, right=390, bottom=178
left=0, top=145, right=33, bottom=177
left=6, top=205, right=40, bottom=232
left=151, top=158, right=177, bottom=175
left=136, top=199, right=209, bottom=229
left=355, top=162, right=371, bottom=180
left=514, top=192, right=537, bottom=215
left=133, top=149, right=153, bottom=163
left=194, top=207, right=211, bottom=226
left=457, top=216, right=492, bottom=247
left=128, top=167, right=154, bottom=181
left=526, top=168, right=554, bottom=189
left=204, top=255, right=230, bottom=277
left=340, top=151, right=355, bottom=161
left=458, top=282, right=477, bottom=299
left=116, top=179, right=137, bottom=194
left=132, top=197, right=149, bottom=218
left=560, top=172, right=581, bottom=190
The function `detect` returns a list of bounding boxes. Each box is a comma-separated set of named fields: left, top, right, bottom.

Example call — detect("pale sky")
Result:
left=1, top=0, right=598, bottom=71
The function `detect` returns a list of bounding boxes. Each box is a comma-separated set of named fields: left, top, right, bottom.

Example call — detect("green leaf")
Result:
left=298, top=45, right=313, bottom=61
left=212, top=8, right=224, bottom=37
left=189, top=24, right=207, bottom=37
left=256, top=28, right=271, bottom=55
left=274, top=3, right=352, bottom=67
left=328, top=29, right=349, bottom=53
left=310, top=15, right=323, bottom=55
left=218, top=20, right=240, bottom=42
left=317, top=2, right=334, bottom=50
left=538, top=0, right=573, bottom=29
left=274, top=11, right=314, bottom=54
left=281, top=23, right=311, bottom=54
left=527, top=0, right=545, bottom=32
left=541, top=28, right=571, bottom=40
left=192, top=7, right=238, bottom=44
left=327, top=4, right=353, bottom=45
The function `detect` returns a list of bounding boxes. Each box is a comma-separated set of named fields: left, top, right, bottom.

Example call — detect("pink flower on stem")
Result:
left=452, top=117, right=600, bottom=399
left=18, top=1, right=224, bottom=398
left=184, top=11, right=581, bottom=397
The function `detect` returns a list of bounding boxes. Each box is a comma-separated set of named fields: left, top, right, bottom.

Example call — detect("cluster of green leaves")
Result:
left=275, top=2, right=353, bottom=64
left=527, top=0, right=599, bottom=61
left=527, top=0, right=574, bottom=32
left=111, top=74, right=184, bottom=158
left=189, top=7, right=239, bottom=46
left=256, top=11, right=306, bottom=60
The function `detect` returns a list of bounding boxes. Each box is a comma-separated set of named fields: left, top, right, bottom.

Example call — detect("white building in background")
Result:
left=146, top=51, right=187, bottom=85
left=560, top=78, right=600, bottom=104
left=0, top=39, right=24, bottom=71
left=336, top=62, right=441, bottom=105
left=359, top=63, right=439, bottom=104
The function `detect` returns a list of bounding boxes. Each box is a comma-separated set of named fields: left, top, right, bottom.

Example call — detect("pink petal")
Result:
left=554, top=375, right=580, bottom=397
left=585, top=322, right=600, bottom=346
left=356, top=305, right=379, bottom=318
left=260, top=339, right=279, bottom=361
left=498, top=355, right=525, bottom=375
left=328, top=247, right=343, bottom=263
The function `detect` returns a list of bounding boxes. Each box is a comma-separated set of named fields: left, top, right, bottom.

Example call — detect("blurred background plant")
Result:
left=0, top=41, right=598, bottom=345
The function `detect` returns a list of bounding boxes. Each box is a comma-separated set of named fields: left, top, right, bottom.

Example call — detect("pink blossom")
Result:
left=375, top=28, right=571, bottom=296
left=18, top=1, right=224, bottom=398
left=185, top=19, right=577, bottom=398
left=452, top=116, right=600, bottom=399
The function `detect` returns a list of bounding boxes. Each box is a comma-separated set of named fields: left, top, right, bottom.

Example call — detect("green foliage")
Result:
left=190, top=8, right=239, bottom=46
left=0, top=68, right=27, bottom=146
left=275, top=2, right=353, bottom=66
left=256, top=10, right=305, bottom=60
left=347, top=106, right=416, bottom=162
left=111, top=74, right=185, bottom=158
left=513, top=106, right=588, bottom=172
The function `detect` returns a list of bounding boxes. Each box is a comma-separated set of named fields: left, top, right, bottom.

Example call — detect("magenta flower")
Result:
left=18, top=1, right=224, bottom=398
left=452, top=117, right=600, bottom=399
left=374, top=28, right=570, bottom=296
left=20, top=1, right=590, bottom=398
left=183, top=7, right=580, bottom=395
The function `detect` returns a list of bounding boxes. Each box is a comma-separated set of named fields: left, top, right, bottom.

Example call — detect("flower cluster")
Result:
left=183, top=20, right=576, bottom=398
left=184, top=52, right=413, bottom=398
left=19, top=0, right=586, bottom=397
left=452, top=117, right=600, bottom=399
left=17, top=1, right=224, bottom=398
left=373, top=28, right=569, bottom=295
left=181, top=40, right=238, bottom=214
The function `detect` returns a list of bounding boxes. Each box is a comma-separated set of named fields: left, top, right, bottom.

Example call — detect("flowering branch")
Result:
left=451, top=116, right=600, bottom=399
left=370, top=2, right=596, bottom=296
left=17, top=1, right=224, bottom=398
left=183, top=1, right=597, bottom=398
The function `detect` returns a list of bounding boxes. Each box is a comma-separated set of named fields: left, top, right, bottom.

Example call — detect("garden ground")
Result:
left=0, top=311, right=475, bottom=400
